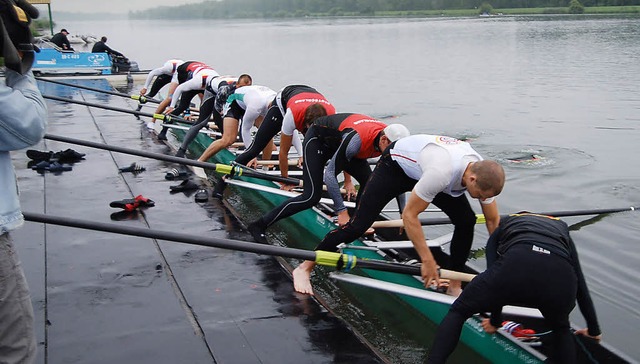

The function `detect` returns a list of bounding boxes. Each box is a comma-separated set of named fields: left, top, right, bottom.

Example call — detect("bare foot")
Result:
left=293, top=264, right=314, bottom=295
left=446, top=280, right=462, bottom=297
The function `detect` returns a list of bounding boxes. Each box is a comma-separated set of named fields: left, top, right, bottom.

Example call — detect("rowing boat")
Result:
left=165, top=122, right=632, bottom=363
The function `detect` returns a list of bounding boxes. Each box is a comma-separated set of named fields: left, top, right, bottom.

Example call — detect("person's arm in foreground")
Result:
left=0, top=70, right=47, bottom=150
left=403, top=190, right=439, bottom=287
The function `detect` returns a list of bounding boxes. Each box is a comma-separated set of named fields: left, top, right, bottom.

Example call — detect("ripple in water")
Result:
left=484, top=145, right=596, bottom=171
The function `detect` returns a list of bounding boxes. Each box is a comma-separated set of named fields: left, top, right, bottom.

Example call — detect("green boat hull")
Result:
left=172, top=127, right=544, bottom=364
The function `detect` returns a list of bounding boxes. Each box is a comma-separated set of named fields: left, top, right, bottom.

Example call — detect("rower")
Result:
left=172, top=74, right=253, bottom=159
left=140, top=59, right=184, bottom=100
left=212, top=84, right=336, bottom=198
left=428, top=213, right=602, bottom=363
left=293, top=134, right=505, bottom=296
left=141, top=60, right=214, bottom=132
left=196, top=85, right=278, bottom=165
left=246, top=114, right=410, bottom=243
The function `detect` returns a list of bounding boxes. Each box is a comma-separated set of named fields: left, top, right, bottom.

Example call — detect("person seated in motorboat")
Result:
left=91, top=36, right=124, bottom=59
left=50, top=28, right=73, bottom=51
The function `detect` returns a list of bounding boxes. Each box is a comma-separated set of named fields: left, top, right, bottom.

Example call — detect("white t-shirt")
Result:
left=224, top=85, right=276, bottom=145
left=142, top=59, right=184, bottom=89
left=389, top=135, right=494, bottom=204
left=169, top=68, right=220, bottom=108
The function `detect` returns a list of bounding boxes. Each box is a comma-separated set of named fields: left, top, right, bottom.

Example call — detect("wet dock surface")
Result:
left=13, top=78, right=384, bottom=364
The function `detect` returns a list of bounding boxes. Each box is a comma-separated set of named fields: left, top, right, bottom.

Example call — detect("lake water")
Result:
left=62, top=15, right=640, bottom=362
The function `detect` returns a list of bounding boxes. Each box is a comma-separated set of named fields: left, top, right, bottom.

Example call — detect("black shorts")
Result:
left=224, top=100, right=245, bottom=120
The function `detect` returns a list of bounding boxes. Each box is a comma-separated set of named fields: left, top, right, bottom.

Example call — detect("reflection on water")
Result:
left=62, top=14, right=640, bottom=361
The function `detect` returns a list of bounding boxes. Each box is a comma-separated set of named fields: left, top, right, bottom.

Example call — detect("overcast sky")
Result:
left=48, top=0, right=205, bottom=13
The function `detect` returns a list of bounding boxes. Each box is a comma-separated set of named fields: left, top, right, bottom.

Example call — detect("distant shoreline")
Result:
left=52, top=6, right=640, bottom=21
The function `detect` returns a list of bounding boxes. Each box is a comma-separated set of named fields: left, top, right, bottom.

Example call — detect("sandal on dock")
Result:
left=110, top=199, right=140, bottom=212
left=170, top=179, right=199, bottom=193
left=165, top=168, right=189, bottom=180
left=119, top=162, right=146, bottom=173
left=134, top=195, right=155, bottom=207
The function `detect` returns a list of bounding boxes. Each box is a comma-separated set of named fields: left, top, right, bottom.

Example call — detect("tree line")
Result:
left=130, top=0, right=640, bottom=19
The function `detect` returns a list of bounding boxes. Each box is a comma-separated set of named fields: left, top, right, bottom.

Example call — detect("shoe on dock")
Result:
left=26, top=149, right=53, bottom=162
left=53, top=148, right=85, bottom=163
left=194, top=189, right=209, bottom=203
left=165, top=167, right=189, bottom=180
left=119, top=162, right=146, bottom=173
left=170, top=179, right=199, bottom=193
left=247, top=220, right=268, bottom=244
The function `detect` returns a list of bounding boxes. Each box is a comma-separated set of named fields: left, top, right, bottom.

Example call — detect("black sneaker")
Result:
left=53, top=148, right=85, bottom=163
left=212, top=179, right=227, bottom=200
left=26, top=149, right=53, bottom=161
left=247, top=220, right=268, bottom=244
left=157, top=126, right=168, bottom=141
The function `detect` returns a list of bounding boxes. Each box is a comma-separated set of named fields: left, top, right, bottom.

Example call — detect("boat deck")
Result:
left=13, top=78, right=384, bottom=364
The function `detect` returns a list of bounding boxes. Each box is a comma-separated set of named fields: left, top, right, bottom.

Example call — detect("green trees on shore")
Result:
left=129, top=0, right=639, bottom=19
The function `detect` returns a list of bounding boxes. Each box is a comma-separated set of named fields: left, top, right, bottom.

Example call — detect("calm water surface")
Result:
left=64, top=15, right=640, bottom=362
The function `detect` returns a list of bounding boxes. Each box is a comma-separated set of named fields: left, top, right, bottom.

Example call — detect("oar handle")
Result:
left=36, top=77, right=161, bottom=104
left=439, top=269, right=475, bottom=282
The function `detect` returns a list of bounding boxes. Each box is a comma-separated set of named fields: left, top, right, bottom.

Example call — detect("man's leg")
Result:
left=431, top=193, right=476, bottom=296
left=198, top=118, right=239, bottom=162
left=146, top=74, right=171, bottom=98
left=0, top=233, right=37, bottom=364
left=176, top=93, right=216, bottom=158
left=427, top=270, right=500, bottom=363
left=250, top=137, right=328, bottom=245
left=234, top=106, right=283, bottom=166
left=212, top=110, right=281, bottom=199
left=154, top=83, right=179, bottom=138
left=294, top=156, right=414, bottom=294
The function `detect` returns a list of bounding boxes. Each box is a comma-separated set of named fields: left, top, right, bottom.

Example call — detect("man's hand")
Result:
left=164, top=107, right=174, bottom=115
left=343, top=180, right=357, bottom=201
left=481, top=319, right=499, bottom=334
left=247, top=158, right=258, bottom=169
left=279, top=183, right=296, bottom=192
left=420, top=258, right=440, bottom=288
left=140, top=88, right=147, bottom=96
left=574, top=328, right=602, bottom=342
left=337, top=210, right=350, bottom=226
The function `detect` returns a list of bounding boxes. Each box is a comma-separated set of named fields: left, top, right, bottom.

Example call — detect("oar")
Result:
left=42, top=134, right=343, bottom=192
left=44, top=133, right=240, bottom=173
left=371, top=206, right=638, bottom=228
left=22, top=212, right=471, bottom=281
left=42, top=94, right=190, bottom=124
left=226, top=162, right=302, bottom=185
left=37, top=77, right=161, bottom=105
